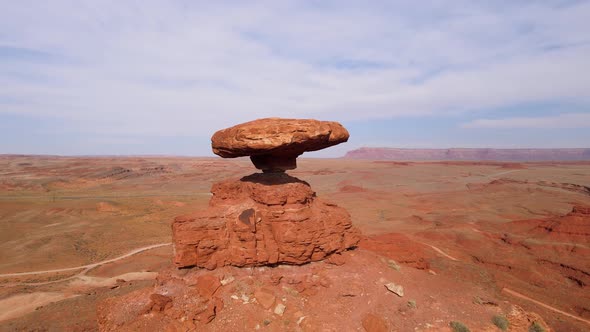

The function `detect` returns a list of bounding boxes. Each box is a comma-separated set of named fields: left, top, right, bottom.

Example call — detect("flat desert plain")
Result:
left=0, top=156, right=589, bottom=331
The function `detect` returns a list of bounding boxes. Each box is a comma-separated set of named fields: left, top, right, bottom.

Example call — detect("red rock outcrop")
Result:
left=359, top=233, right=433, bottom=270
left=212, top=118, right=349, bottom=172
left=97, top=249, right=555, bottom=332
left=97, top=270, right=225, bottom=331
left=532, top=204, right=590, bottom=243
left=173, top=173, right=360, bottom=269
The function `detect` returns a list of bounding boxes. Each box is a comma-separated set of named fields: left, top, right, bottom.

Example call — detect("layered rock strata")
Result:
left=173, top=173, right=360, bottom=269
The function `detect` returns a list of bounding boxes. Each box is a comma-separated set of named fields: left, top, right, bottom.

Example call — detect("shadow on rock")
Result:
left=240, top=172, right=310, bottom=186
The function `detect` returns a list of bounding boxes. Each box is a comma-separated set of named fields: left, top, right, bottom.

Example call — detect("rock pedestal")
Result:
left=172, top=173, right=360, bottom=269
left=173, top=117, right=359, bottom=269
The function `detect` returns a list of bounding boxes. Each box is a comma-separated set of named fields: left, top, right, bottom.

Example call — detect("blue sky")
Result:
left=1, top=1, right=589, bottom=157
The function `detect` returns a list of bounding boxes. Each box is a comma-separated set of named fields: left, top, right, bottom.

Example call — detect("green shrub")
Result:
left=492, top=315, right=509, bottom=331
left=529, top=321, right=546, bottom=332
left=449, top=321, right=471, bottom=332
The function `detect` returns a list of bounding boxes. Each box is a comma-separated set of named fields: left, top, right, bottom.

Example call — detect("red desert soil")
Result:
left=344, top=147, right=590, bottom=161
left=97, top=249, right=548, bottom=331
left=0, top=155, right=589, bottom=331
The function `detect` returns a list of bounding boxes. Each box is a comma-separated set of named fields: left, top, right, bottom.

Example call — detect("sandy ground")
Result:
left=0, top=156, right=588, bottom=331
left=0, top=292, right=78, bottom=322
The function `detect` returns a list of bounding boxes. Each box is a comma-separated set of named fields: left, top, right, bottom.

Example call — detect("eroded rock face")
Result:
left=534, top=204, right=590, bottom=243
left=97, top=270, right=224, bottom=331
left=172, top=173, right=360, bottom=269
left=211, top=118, right=349, bottom=172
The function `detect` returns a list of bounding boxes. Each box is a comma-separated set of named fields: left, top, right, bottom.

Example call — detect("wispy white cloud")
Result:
left=0, top=0, right=589, bottom=139
left=462, top=113, right=590, bottom=129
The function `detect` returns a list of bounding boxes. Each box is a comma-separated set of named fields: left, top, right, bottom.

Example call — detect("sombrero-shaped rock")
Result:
left=211, top=118, right=349, bottom=172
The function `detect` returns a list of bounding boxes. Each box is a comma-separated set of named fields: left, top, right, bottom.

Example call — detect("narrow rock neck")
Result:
left=250, top=154, right=298, bottom=173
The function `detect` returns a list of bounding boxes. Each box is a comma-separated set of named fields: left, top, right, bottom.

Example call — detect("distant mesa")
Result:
left=344, top=147, right=590, bottom=161
left=212, top=118, right=349, bottom=172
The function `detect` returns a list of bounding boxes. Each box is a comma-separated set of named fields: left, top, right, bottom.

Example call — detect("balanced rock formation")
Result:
left=212, top=118, right=349, bottom=172
left=173, top=173, right=359, bottom=269
left=173, top=118, right=359, bottom=269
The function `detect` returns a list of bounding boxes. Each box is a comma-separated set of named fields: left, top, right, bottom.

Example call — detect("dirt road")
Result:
left=502, top=288, right=590, bottom=326
left=0, top=243, right=171, bottom=277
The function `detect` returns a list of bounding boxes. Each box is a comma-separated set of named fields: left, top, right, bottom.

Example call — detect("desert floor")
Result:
left=0, top=156, right=588, bottom=331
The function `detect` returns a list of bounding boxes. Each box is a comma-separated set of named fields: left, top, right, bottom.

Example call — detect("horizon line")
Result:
left=2, top=146, right=590, bottom=159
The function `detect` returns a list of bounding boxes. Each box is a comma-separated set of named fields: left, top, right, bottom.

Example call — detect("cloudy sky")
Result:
left=1, top=0, right=589, bottom=156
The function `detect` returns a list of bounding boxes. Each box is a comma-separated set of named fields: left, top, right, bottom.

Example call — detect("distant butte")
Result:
left=344, top=147, right=590, bottom=161
left=212, top=118, right=349, bottom=172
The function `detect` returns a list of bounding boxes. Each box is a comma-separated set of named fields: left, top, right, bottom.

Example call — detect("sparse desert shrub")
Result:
left=449, top=321, right=471, bottom=332
left=529, top=321, right=546, bottom=332
left=492, top=315, right=509, bottom=331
